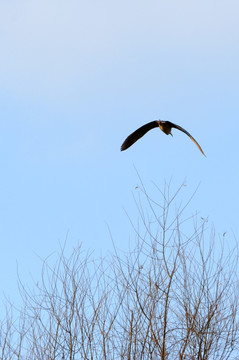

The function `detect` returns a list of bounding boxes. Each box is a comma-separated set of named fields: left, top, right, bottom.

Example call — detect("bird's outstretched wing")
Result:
left=121, top=121, right=159, bottom=151
left=169, top=122, right=206, bottom=156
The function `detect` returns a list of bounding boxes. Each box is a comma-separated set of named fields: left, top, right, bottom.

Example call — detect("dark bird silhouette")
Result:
left=121, top=120, right=206, bottom=156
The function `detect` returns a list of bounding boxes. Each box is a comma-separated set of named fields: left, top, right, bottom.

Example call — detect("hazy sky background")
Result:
left=0, top=0, right=238, bottom=307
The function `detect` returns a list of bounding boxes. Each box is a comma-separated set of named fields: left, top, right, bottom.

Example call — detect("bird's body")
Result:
left=158, top=121, right=174, bottom=135
left=121, top=120, right=206, bottom=156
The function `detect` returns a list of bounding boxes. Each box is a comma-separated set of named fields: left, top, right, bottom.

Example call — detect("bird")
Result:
left=121, top=120, right=206, bottom=156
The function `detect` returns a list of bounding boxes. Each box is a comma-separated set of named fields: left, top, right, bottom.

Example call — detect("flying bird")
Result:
left=121, top=120, right=206, bottom=156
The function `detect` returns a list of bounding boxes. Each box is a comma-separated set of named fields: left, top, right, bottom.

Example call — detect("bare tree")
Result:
left=0, top=182, right=238, bottom=359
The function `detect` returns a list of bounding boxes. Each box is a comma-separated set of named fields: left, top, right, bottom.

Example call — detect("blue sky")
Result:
left=0, top=0, right=239, bottom=305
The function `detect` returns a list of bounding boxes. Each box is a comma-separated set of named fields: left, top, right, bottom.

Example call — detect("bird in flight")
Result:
left=121, top=120, right=206, bottom=156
